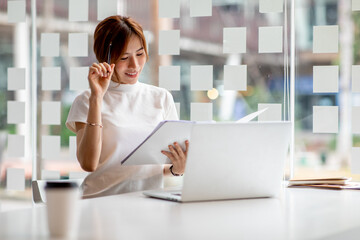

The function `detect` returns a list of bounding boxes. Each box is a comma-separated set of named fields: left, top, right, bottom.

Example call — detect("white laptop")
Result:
left=143, top=122, right=291, bottom=202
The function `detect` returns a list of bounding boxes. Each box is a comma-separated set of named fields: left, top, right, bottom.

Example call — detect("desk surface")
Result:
left=1, top=187, right=360, bottom=240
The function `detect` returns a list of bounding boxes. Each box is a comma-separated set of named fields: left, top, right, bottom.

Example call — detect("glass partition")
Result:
left=1, top=0, right=358, bottom=210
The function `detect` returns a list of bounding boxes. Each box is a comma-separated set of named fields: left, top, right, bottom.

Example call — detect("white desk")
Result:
left=1, top=187, right=360, bottom=240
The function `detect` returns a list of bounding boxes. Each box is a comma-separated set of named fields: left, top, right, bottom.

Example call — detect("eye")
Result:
left=137, top=52, right=144, bottom=57
left=120, top=57, right=128, bottom=60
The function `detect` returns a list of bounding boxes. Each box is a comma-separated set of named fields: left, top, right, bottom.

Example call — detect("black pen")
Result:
left=107, top=42, right=112, bottom=65
left=107, top=43, right=112, bottom=73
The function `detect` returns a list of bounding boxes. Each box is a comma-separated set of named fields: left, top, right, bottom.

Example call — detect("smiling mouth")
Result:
left=125, top=72, right=138, bottom=78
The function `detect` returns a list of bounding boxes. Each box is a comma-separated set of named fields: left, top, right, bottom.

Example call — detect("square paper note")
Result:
left=313, top=65, right=339, bottom=93
left=6, top=168, right=25, bottom=191
left=69, top=0, right=88, bottom=21
left=7, top=101, right=25, bottom=124
left=352, top=65, right=360, bottom=92
left=313, top=106, right=338, bottom=133
left=42, top=67, right=61, bottom=91
left=313, top=25, right=339, bottom=53
left=7, top=134, right=25, bottom=158
left=69, top=33, right=88, bottom=57
left=41, top=33, right=60, bottom=57
left=223, top=27, right=246, bottom=54
left=8, top=68, right=25, bottom=90
left=42, top=136, right=61, bottom=160
left=70, top=67, right=89, bottom=90
left=42, top=101, right=61, bottom=125
left=352, top=0, right=360, bottom=11
left=351, top=147, right=360, bottom=174
left=190, top=0, right=212, bottom=17
left=224, top=65, right=247, bottom=91
left=259, top=0, right=283, bottom=13
left=97, top=0, right=117, bottom=21
left=352, top=106, right=360, bottom=134
left=69, top=136, right=77, bottom=160
left=8, top=1, right=26, bottom=23
left=191, top=103, right=213, bottom=121
left=258, top=26, right=283, bottom=53
left=159, top=66, right=180, bottom=91
left=41, top=170, right=60, bottom=180
left=159, top=0, right=180, bottom=18
left=159, top=30, right=180, bottom=55
left=191, top=65, right=213, bottom=91
left=258, top=104, right=282, bottom=122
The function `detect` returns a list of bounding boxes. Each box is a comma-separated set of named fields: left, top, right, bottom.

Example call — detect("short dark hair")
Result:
left=93, top=15, right=149, bottom=64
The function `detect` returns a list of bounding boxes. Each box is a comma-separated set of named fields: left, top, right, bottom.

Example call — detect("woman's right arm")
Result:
left=75, top=62, right=114, bottom=172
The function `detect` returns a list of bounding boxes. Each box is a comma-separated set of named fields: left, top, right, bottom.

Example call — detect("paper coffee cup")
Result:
left=45, top=182, right=80, bottom=238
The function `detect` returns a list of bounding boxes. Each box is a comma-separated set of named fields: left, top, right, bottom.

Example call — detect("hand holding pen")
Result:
left=88, top=43, right=114, bottom=99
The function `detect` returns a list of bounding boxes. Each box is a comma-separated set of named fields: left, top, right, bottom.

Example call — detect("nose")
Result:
left=128, top=56, right=138, bottom=69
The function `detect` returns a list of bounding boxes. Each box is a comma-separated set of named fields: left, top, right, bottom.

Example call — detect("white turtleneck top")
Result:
left=66, top=81, right=178, bottom=198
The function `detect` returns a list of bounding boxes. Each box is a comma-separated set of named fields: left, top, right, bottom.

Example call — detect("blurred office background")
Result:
left=0, top=0, right=360, bottom=210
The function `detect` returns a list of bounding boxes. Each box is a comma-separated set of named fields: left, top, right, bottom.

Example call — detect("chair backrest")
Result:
left=32, top=179, right=84, bottom=204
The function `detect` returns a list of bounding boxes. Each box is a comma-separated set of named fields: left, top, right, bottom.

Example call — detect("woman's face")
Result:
left=114, top=35, right=146, bottom=84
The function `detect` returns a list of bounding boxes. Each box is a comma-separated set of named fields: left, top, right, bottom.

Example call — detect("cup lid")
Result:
left=45, top=181, right=78, bottom=189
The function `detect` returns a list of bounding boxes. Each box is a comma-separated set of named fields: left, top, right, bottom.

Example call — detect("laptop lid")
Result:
left=179, top=122, right=291, bottom=202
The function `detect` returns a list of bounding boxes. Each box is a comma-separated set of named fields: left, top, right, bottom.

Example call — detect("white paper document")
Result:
left=122, top=109, right=268, bottom=165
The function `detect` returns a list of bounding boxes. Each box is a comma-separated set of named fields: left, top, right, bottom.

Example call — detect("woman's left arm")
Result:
left=162, top=140, right=189, bottom=176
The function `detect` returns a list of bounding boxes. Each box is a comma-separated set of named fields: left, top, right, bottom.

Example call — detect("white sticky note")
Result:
left=313, top=65, right=339, bottom=93
left=42, top=101, right=61, bottom=125
left=6, top=168, right=25, bottom=191
left=351, top=147, right=360, bottom=174
left=191, top=65, right=213, bottom=91
left=258, top=104, right=282, bottom=122
left=224, top=65, right=247, bottom=91
left=190, top=0, right=212, bottom=17
left=7, top=67, right=25, bottom=90
left=41, top=170, right=60, bottom=180
left=159, top=66, right=181, bottom=90
left=69, top=0, right=88, bottom=21
left=7, top=1, right=26, bottom=23
left=175, top=102, right=180, bottom=118
left=191, top=103, right=213, bottom=121
left=352, top=106, right=360, bottom=134
left=159, top=0, right=180, bottom=18
left=223, top=27, right=246, bottom=54
left=352, top=65, right=360, bottom=92
left=313, top=106, right=338, bottom=133
left=352, top=0, right=360, bottom=11
left=42, top=136, right=61, bottom=160
left=259, top=0, right=283, bottom=13
left=159, top=30, right=180, bottom=55
left=313, top=25, right=339, bottom=53
left=41, top=33, right=60, bottom=57
left=69, top=136, right=77, bottom=160
left=69, top=171, right=89, bottom=179
left=258, top=26, right=283, bottom=53
left=70, top=67, right=89, bottom=90
left=7, top=134, right=25, bottom=158
left=7, top=101, right=25, bottom=124
left=69, top=33, right=88, bottom=57
left=259, top=26, right=283, bottom=53
left=97, top=0, right=117, bottom=21
left=42, top=67, right=61, bottom=91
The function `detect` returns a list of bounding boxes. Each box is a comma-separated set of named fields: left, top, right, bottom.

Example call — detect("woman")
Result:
left=66, top=15, right=188, bottom=198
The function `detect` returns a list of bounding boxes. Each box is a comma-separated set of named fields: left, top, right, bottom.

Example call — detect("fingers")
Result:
left=173, top=142, right=185, bottom=159
left=99, top=63, right=109, bottom=77
left=89, top=62, right=113, bottom=78
left=184, top=140, right=189, bottom=156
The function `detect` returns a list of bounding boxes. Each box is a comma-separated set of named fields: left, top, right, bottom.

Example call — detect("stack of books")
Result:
left=288, top=177, right=360, bottom=190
